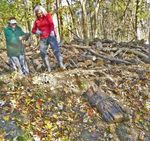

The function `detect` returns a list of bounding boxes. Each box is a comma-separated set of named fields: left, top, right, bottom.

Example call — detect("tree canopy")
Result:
left=0, top=0, right=150, bottom=43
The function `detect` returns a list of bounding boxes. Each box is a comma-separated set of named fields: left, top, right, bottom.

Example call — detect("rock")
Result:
left=139, top=131, right=145, bottom=141
left=85, top=60, right=93, bottom=67
left=0, top=100, right=5, bottom=106
left=116, top=124, right=138, bottom=141
left=80, top=130, right=101, bottom=141
left=95, top=41, right=103, bottom=48
left=0, top=119, right=22, bottom=140
left=145, top=100, right=150, bottom=111
left=145, top=136, right=150, bottom=141
left=78, top=62, right=87, bottom=68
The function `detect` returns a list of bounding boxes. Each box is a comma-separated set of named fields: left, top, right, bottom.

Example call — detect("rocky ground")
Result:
left=0, top=39, right=150, bottom=141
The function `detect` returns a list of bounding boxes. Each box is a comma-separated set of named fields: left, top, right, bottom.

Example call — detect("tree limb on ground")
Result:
left=64, top=44, right=133, bottom=65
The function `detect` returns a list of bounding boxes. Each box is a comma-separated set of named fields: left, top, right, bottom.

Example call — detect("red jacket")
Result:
left=32, top=13, right=55, bottom=39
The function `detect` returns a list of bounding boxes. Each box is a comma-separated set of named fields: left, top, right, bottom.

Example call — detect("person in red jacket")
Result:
left=32, top=5, right=65, bottom=72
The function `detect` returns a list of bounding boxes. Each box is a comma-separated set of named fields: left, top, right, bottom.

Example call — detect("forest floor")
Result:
left=0, top=39, right=150, bottom=141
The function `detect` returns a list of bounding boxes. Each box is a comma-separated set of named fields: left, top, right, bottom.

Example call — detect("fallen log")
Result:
left=63, top=44, right=90, bottom=49
left=114, top=47, right=149, bottom=59
left=87, top=48, right=133, bottom=65
left=85, top=86, right=128, bottom=123
left=64, top=44, right=133, bottom=65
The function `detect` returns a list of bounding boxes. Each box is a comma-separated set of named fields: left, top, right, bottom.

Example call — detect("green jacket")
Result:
left=4, top=25, right=25, bottom=57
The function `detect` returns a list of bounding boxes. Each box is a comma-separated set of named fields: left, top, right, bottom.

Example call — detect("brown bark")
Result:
left=135, top=0, right=139, bottom=40
left=93, top=0, right=100, bottom=38
left=66, top=0, right=77, bottom=35
left=79, top=0, right=89, bottom=44
left=149, top=27, right=150, bottom=62
left=56, top=0, right=62, bottom=39
left=85, top=86, right=127, bottom=123
left=64, top=44, right=133, bottom=64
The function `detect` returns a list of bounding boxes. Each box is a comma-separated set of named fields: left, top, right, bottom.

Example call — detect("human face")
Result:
left=36, top=10, right=43, bottom=17
left=10, top=23, right=17, bottom=29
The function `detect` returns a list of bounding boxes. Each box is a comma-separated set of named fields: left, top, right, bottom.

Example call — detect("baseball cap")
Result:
left=9, top=19, right=17, bottom=24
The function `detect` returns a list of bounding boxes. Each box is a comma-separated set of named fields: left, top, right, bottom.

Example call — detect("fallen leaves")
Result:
left=0, top=55, right=150, bottom=140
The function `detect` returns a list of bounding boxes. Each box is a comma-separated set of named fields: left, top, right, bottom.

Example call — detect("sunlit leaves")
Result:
left=0, top=63, right=150, bottom=140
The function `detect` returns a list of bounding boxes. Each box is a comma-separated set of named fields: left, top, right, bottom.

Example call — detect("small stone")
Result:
left=0, top=100, right=5, bottom=106
left=95, top=41, right=103, bottom=48
left=139, top=131, right=145, bottom=140
left=145, top=100, right=150, bottom=110
left=116, top=124, right=138, bottom=141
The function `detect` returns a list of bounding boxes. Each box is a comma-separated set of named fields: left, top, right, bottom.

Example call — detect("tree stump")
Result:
left=85, top=86, right=127, bottom=123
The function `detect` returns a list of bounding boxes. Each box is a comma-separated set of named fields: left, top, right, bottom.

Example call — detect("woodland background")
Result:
left=0, top=0, right=150, bottom=44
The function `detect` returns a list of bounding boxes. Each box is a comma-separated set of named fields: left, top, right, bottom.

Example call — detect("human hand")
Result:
left=50, top=31, right=55, bottom=36
left=19, top=36, right=23, bottom=41
left=36, top=29, right=42, bottom=35
left=24, top=33, right=31, bottom=40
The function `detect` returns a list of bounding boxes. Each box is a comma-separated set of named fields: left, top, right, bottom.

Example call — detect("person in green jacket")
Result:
left=4, top=17, right=30, bottom=75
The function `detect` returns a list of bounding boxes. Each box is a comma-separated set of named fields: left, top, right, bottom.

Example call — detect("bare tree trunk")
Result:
left=102, top=9, right=107, bottom=39
left=90, top=16, right=94, bottom=39
left=59, top=9, right=64, bottom=40
left=135, top=0, right=139, bottom=40
left=88, top=1, right=94, bottom=39
left=66, top=0, right=78, bottom=36
left=88, top=0, right=100, bottom=39
left=56, top=0, right=63, bottom=40
left=148, top=27, right=150, bottom=62
left=24, top=0, right=32, bottom=32
left=79, top=0, right=89, bottom=44
left=149, top=28, right=150, bottom=44
left=93, top=0, right=100, bottom=38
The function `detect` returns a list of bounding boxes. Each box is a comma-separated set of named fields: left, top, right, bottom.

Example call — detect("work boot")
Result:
left=57, top=56, right=65, bottom=69
left=43, top=56, right=51, bottom=72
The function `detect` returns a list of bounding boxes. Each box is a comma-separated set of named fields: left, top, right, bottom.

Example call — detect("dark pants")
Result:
left=39, top=36, right=61, bottom=60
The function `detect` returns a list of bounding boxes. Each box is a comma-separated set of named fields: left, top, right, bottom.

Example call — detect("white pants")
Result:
left=9, top=55, right=29, bottom=75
